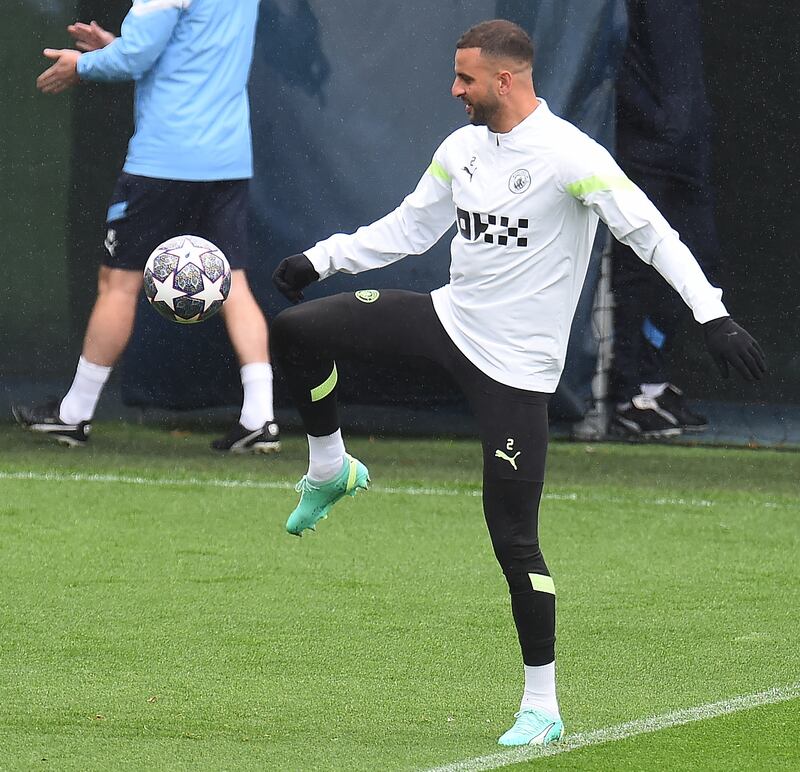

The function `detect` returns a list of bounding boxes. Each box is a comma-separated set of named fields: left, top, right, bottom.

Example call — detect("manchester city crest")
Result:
left=508, top=169, right=531, bottom=194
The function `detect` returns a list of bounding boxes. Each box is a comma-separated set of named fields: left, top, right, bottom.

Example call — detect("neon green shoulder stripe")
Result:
left=566, top=174, right=635, bottom=199
left=427, top=159, right=452, bottom=184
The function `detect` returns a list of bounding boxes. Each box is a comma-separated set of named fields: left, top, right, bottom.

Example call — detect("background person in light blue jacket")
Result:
left=15, top=0, right=280, bottom=455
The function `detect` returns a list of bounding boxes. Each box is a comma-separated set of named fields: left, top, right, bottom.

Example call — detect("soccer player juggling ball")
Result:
left=271, top=19, right=766, bottom=747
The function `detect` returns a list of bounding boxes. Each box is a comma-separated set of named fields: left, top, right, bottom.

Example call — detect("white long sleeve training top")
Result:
left=305, top=99, right=727, bottom=393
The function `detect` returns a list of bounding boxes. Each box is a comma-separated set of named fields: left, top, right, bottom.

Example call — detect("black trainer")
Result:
left=612, top=394, right=682, bottom=439
left=12, top=401, right=91, bottom=447
left=654, top=384, right=708, bottom=432
left=211, top=421, right=281, bottom=454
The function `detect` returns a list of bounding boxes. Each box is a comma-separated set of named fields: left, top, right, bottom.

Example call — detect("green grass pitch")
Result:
left=1, top=422, right=798, bottom=770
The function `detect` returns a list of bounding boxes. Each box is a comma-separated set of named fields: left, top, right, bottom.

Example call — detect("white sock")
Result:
left=59, top=356, right=112, bottom=424
left=238, top=362, right=274, bottom=431
left=520, top=662, right=560, bottom=719
left=307, top=430, right=346, bottom=482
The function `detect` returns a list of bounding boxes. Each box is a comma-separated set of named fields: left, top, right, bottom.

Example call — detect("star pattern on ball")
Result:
left=143, top=235, right=231, bottom=324
left=150, top=272, right=186, bottom=310
left=192, top=273, right=228, bottom=313
left=175, top=240, right=201, bottom=273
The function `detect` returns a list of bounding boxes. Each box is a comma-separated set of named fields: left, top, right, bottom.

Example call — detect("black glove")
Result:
left=272, top=253, right=319, bottom=303
left=703, top=316, right=766, bottom=380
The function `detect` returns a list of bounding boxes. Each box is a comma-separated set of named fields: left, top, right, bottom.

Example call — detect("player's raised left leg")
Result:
left=270, top=296, right=376, bottom=535
left=287, top=452, right=370, bottom=535
left=271, top=291, right=446, bottom=535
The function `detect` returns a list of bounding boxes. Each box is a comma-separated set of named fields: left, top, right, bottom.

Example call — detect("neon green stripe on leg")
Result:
left=310, top=363, right=338, bottom=402
left=529, top=573, right=555, bottom=594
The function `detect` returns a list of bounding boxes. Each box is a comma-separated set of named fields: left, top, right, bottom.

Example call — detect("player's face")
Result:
left=452, top=48, right=502, bottom=128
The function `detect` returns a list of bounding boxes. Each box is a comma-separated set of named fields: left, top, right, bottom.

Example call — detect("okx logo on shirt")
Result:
left=456, top=208, right=529, bottom=247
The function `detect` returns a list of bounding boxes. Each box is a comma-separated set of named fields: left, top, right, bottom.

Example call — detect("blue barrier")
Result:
left=123, top=0, right=627, bottom=421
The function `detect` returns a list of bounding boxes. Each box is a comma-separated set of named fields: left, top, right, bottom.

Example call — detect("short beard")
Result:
left=467, top=99, right=500, bottom=129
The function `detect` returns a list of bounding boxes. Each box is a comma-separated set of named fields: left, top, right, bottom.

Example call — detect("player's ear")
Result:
left=497, top=70, right=512, bottom=94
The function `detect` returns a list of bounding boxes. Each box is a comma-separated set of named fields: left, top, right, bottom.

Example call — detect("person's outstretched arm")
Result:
left=563, top=139, right=766, bottom=381
left=273, top=150, right=457, bottom=303
left=37, top=4, right=183, bottom=93
left=76, top=3, right=183, bottom=82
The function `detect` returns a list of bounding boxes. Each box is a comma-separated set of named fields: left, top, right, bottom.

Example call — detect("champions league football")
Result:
left=143, top=235, right=231, bottom=324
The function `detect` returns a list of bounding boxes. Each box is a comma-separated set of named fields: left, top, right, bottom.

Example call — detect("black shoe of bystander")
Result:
left=12, top=401, right=90, bottom=447
left=211, top=421, right=281, bottom=454
left=654, top=384, right=708, bottom=432
left=612, top=394, right=682, bottom=439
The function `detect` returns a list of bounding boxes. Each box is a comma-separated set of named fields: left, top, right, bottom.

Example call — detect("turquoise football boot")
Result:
left=286, top=454, right=370, bottom=536
left=497, top=709, right=564, bottom=746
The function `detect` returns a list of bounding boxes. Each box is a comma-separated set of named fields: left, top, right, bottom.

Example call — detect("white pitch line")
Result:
left=424, top=681, right=800, bottom=772
left=0, top=470, right=792, bottom=511
left=0, top=471, right=551, bottom=500
left=0, top=469, right=294, bottom=492
left=0, top=470, right=480, bottom=497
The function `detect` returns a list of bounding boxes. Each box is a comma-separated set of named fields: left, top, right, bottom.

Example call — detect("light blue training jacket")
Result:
left=77, top=0, right=259, bottom=181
